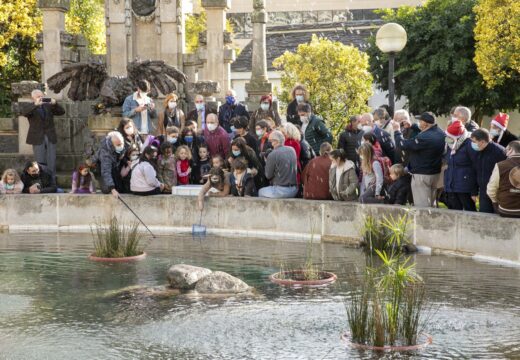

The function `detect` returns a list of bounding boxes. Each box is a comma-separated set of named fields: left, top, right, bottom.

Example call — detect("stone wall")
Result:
left=0, top=195, right=518, bottom=264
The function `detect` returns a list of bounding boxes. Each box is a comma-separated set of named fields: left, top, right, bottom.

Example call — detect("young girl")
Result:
left=230, top=158, right=257, bottom=197
left=157, top=141, right=177, bottom=192
left=175, top=145, right=192, bottom=185
left=197, top=167, right=231, bottom=211
left=328, top=149, right=358, bottom=201
left=358, top=143, right=385, bottom=204
left=0, top=168, right=24, bottom=194
left=385, top=164, right=412, bottom=205
left=120, top=145, right=140, bottom=193
left=192, top=145, right=212, bottom=184
left=70, top=164, right=96, bottom=194
left=130, top=145, right=164, bottom=196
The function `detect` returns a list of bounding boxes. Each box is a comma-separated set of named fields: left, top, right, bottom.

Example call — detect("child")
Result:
left=0, top=168, right=24, bottom=194
left=385, top=164, right=412, bottom=205
left=230, top=158, right=257, bottom=197
left=157, top=141, right=177, bottom=193
left=191, top=145, right=212, bottom=184
left=175, top=145, right=192, bottom=185
left=120, top=145, right=140, bottom=193
left=70, top=164, right=96, bottom=194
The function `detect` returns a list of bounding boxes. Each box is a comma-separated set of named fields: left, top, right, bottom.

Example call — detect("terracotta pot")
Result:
left=269, top=270, right=337, bottom=287
left=88, top=252, right=147, bottom=262
left=341, top=332, right=433, bottom=352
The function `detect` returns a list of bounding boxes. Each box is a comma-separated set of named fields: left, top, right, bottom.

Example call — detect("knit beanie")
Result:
left=491, top=113, right=509, bottom=131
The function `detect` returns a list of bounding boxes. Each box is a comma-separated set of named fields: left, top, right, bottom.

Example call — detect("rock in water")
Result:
left=167, top=264, right=212, bottom=289
left=195, top=271, right=250, bottom=294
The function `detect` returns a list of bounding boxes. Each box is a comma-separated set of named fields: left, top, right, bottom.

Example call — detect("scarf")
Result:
left=450, top=130, right=470, bottom=155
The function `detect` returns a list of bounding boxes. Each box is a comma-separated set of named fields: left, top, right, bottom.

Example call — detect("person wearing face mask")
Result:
left=249, top=94, right=281, bottom=135
left=122, top=79, right=157, bottom=135
left=255, top=120, right=273, bottom=165
left=164, top=126, right=180, bottom=153
left=443, top=120, right=478, bottom=211
left=328, top=148, right=358, bottom=201
left=130, top=145, right=164, bottom=195
left=120, top=145, right=140, bottom=193
left=197, top=167, right=231, bottom=211
left=157, top=141, right=177, bottom=193
left=0, top=169, right=24, bottom=194
left=157, top=93, right=185, bottom=136
left=180, top=126, right=203, bottom=168
left=227, top=137, right=265, bottom=189
left=231, top=115, right=258, bottom=153
left=359, top=112, right=397, bottom=164
left=186, top=95, right=217, bottom=131
left=487, top=140, right=520, bottom=217
left=93, top=131, right=127, bottom=197
left=490, top=112, right=518, bottom=148
left=117, top=118, right=144, bottom=154
left=286, top=84, right=309, bottom=126
left=218, top=89, right=249, bottom=134
left=203, top=113, right=231, bottom=160
left=392, top=112, right=445, bottom=207
left=338, top=115, right=364, bottom=168
left=21, top=161, right=57, bottom=194
left=470, top=129, right=507, bottom=213
left=229, top=158, right=257, bottom=197
left=296, top=103, right=332, bottom=155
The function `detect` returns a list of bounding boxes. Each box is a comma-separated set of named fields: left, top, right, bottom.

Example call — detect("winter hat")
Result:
left=445, top=120, right=465, bottom=139
left=491, top=112, right=509, bottom=131
left=418, top=112, right=435, bottom=124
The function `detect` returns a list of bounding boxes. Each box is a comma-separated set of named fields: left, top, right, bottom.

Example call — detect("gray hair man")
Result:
left=95, top=131, right=126, bottom=197
left=454, top=106, right=479, bottom=132
left=258, top=130, right=298, bottom=198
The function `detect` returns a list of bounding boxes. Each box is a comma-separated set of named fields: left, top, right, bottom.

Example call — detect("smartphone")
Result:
left=42, top=98, right=52, bottom=103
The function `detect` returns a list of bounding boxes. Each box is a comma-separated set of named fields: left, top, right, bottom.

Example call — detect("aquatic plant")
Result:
left=91, top=216, right=143, bottom=258
left=360, top=213, right=412, bottom=255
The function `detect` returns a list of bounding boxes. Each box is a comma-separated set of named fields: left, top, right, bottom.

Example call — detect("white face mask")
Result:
left=207, top=124, right=217, bottom=132
left=490, top=128, right=500, bottom=137
left=124, top=127, right=134, bottom=136
left=362, top=125, right=373, bottom=133
left=357, top=124, right=363, bottom=131
left=130, top=154, right=139, bottom=161
left=295, top=95, right=304, bottom=103
left=260, top=103, right=270, bottom=112
left=168, top=101, right=176, bottom=110
left=256, top=129, right=264, bottom=137
left=300, top=116, right=309, bottom=124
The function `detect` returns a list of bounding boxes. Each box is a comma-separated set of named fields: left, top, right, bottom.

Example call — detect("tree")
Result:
left=366, top=0, right=520, bottom=121
left=273, top=35, right=373, bottom=139
left=185, top=9, right=235, bottom=54
left=474, top=0, right=520, bottom=88
left=66, top=0, right=106, bottom=54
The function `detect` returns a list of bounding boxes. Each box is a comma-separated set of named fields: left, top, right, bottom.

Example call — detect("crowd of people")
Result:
left=2, top=82, right=519, bottom=218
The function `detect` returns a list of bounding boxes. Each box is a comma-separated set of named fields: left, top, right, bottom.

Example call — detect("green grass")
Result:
left=91, top=216, right=143, bottom=258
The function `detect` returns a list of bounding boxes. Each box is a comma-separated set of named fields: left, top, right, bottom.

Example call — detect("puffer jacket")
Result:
left=304, top=114, right=332, bottom=154
left=338, top=126, right=363, bottom=164
left=444, top=138, right=478, bottom=194
left=329, top=161, right=358, bottom=201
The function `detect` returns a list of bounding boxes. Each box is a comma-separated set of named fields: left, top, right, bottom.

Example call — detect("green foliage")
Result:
left=92, top=216, right=143, bottom=258
left=367, top=0, right=520, bottom=121
left=273, top=35, right=373, bottom=139
left=474, top=0, right=520, bottom=88
left=360, top=213, right=411, bottom=255
left=66, top=0, right=106, bottom=54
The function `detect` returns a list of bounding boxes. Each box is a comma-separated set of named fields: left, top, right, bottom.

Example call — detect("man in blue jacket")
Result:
left=470, top=128, right=507, bottom=213
left=218, top=89, right=249, bottom=134
left=360, top=112, right=396, bottom=163
left=392, top=112, right=445, bottom=207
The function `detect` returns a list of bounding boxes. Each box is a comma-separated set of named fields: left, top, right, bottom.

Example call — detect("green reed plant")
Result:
left=91, top=216, right=143, bottom=258
left=361, top=213, right=412, bottom=256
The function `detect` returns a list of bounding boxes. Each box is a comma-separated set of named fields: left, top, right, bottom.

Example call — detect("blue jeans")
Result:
left=258, top=185, right=298, bottom=199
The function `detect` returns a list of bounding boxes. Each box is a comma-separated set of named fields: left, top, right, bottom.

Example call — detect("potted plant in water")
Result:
left=89, top=216, right=146, bottom=262
left=269, top=230, right=337, bottom=287
left=343, top=214, right=432, bottom=351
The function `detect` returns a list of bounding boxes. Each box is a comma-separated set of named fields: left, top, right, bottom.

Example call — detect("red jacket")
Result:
left=302, top=155, right=333, bottom=200
left=285, top=138, right=301, bottom=185
left=203, top=126, right=230, bottom=160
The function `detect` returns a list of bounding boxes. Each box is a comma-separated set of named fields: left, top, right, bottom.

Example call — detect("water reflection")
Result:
left=0, top=233, right=519, bottom=359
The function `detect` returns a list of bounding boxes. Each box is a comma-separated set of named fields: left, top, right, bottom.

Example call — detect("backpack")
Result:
left=374, top=155, right=392, bottom=185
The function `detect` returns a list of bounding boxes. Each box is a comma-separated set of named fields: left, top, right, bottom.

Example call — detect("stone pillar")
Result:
left=105, top=0, right=130, bottom=76
left=37, top=0, right=69, bottom=98
left=245, top=0, right=272, bottom=111
left=192, top=81, right=221, bottom=112
left=183, top=53, right=203, bottom=112
left=11, top=81, right=46, bottom=155
left=201, top=0, right=232, bottom=99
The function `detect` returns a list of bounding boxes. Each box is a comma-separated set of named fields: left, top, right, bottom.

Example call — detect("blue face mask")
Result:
left=232, top=150, right=241, bottom=157
left=195, top=103, right=204, bottom=111
left=230, top=126, right=236, bottom=132
left=168, top=137, right=178, bottom=144
left=226, top=96, right=236, bottom=105
left=471, top=142, right=480, bottom=151
left=184, top=136, right=193, bottom=143
left=5, top=183, right=14, bottom=190
left=115, top=145, right=124, bottom=154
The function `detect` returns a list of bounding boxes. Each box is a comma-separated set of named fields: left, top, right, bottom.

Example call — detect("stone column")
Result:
left=105, top=0, right=130, bottom=76
left=245, top=0, right=272, bottom=111
left=201, top=0, right=232, bottom=99
left=37, top=0, right=69, bottom=98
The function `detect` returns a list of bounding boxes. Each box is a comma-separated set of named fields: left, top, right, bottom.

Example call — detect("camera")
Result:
left=41, top=98, right=52, bottom=103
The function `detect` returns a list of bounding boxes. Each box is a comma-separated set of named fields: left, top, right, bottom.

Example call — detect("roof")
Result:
left=231, top=21, right=381, bottom=72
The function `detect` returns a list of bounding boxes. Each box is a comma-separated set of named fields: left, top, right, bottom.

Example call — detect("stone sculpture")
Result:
left=46, top=59, right=188, bottom=108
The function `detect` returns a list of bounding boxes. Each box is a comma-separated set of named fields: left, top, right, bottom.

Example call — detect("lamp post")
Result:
left=376, top=23, right=407, bottom=116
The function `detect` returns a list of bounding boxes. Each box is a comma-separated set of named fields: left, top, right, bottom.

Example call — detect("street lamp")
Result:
left=376, top=23, right=407, bottom=116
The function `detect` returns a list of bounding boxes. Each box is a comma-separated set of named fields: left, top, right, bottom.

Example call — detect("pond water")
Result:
left=0, top=233, right=519, bottom=359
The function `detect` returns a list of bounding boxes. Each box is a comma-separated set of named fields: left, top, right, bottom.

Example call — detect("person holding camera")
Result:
left=21, top=161, right=57, bottom=194
left=20, top=89, right=65, bottom=179
left=122, top=80, right=157, bottom=135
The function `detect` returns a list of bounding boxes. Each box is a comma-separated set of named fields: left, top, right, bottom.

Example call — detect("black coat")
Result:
left=372, top=125, right=397, bottom=164
left=186, top=105, right=217, bottom=125
left=20, top=102, right=65, bottom=145
left=21, top=164, right=57, bottom=193
left=338, top=128, right=363, bottom=165
left=475, top=141, right=507, bottom=190
left=300, top=138, right=316, bottom=170
left=385, top=174, right=411, bottom=205
left=286, top=100, right=302, bottom=126
left=218, top=103, right=249, bottom=133
left=494, top=129, right=519, bottom=148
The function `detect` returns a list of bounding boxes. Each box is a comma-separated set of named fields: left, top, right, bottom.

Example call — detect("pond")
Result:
left=0, top=232, right=519, bottom=359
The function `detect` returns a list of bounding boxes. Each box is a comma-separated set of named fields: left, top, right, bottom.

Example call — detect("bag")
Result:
left=374, top=156, right=392, bottom=185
